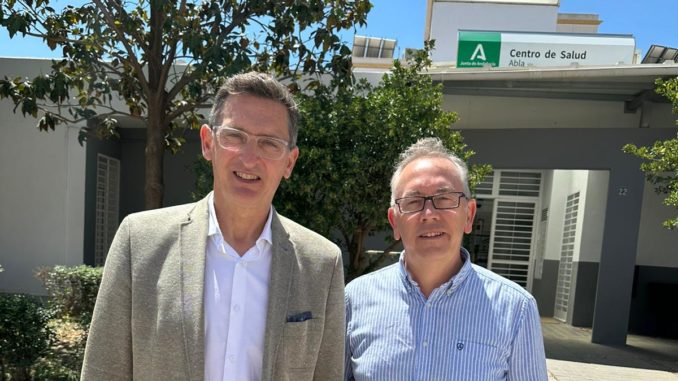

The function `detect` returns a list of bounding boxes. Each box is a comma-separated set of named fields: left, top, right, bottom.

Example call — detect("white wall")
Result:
left=635, top=180, right=678, bottom=268
left=541, top=170, right=609, bottom=264
left=556, top=24, right=599, bottom=34
left=556, top=14, right=600, bottom=34
left=542, top=170, right=587, bottom=262
left=429, top=1, right=558, bottom=63
left=445, top=95, right=646, bottom=130
left=539, top=170, right=559, bottom=261
left=0, top=58, right=86, bottom=294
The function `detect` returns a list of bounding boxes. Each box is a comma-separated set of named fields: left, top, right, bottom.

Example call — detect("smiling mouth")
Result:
left=420, top=232, right=444, bottom=238
left=234, top=171, right=260, bottom=181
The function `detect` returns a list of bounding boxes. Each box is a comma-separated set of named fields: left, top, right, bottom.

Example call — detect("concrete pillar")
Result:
left=591, top=169, right=645, bottom=345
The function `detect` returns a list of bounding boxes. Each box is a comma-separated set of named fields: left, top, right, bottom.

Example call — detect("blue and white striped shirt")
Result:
left=345, top=248, right=547, bottom=381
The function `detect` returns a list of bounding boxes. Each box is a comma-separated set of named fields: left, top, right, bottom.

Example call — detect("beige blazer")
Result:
left=81, top=196, right=345, bottom=381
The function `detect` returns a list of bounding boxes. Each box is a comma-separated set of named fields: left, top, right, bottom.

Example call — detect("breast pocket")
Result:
left=451, top=339, right=508, bottom=381
left=283, top=318, right=324, bottom=370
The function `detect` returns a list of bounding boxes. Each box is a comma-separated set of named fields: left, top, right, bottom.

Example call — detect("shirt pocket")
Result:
left=451, top=339, right=507, bottom=381
left=282, top=318, right=324, bottom=370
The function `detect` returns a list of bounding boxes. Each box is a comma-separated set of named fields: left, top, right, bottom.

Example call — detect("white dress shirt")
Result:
left=204, top=192, right=273, bottom=381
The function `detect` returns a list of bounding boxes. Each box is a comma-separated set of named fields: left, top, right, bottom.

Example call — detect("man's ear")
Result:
left=200, top=125, right=214, bottom=161
left=464, top=199, right=477, bottom=234
left=388, top=207, right=401, bottom=241
left=283, top=146, right=299, bottom=179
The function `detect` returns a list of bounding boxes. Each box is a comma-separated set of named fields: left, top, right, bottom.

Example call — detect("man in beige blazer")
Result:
left=82, top=72, right=344, bottom=381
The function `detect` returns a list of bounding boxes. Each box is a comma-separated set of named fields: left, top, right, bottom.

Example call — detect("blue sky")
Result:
left=2, top=0, right=677, bottom=60
left=349, top=0, right=678, bottom=60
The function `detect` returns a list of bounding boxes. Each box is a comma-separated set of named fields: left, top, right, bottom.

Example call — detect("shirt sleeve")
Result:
left=507, top=296, right=548, bottom=381
left=81, top=217, right=133, bottom=381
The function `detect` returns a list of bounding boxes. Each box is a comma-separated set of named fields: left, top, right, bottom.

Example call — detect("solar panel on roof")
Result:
left=642, top=45, right=678, bottom=64
left=352, top=35, right=397, bottom=59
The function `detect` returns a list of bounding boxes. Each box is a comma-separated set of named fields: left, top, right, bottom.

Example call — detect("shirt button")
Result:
left=228, top=354, right=236, bottom=363
left=446, top=290, right=452, bottom=296
left=423, top=340, right=429, bottom=347
left=426, top=303, right=432, bottom=308
left=232, top=304, right=240, bottom=312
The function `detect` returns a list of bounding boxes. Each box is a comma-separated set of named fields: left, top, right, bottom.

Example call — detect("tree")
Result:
left=275, top=43, right=491, bottom=278
left=0, top=294, right=53, bottom=381
left=0, top=0, right=371, bottom=209
left=623, top=77, right=678, bottom=229
left=191, top=43, right=491, bottom=278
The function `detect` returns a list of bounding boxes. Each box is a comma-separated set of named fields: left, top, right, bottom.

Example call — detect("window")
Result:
left=94, top=154, right=120, bottom=266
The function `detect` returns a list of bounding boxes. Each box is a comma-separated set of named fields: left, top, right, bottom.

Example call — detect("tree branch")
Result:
left=37, top=100, right=140, bottom=121
left=361, top=239, right=401, bottom=275
left=34, top=102, right=137, bottom=126
left=166, top=95, right=210, bottom=121
left=166, top=4, right=248, bottom=102
left=159, top=0, right=186, bottom=90
left=91, top=0, right=150, bottom=96
left=15, top=0, right=51, bottom=34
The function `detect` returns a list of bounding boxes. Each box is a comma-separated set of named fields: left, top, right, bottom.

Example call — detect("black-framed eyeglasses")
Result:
left=394, top=191, right=467, bottom=214
left=212, top=125, right=291, bottom=160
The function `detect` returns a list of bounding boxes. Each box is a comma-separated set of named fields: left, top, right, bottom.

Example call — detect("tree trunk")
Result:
left=347, top=228, right=366, bottom=281
left=13, top=366, right=29, bottom=381
left=144, top=114, right=165, bottom=209
left=361, top=239, right=401, bottom=275
left=144, top=1, right=165, bottom=210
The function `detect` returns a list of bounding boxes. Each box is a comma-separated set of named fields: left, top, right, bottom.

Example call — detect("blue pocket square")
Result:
left=287, top=311, right=312, bottom=322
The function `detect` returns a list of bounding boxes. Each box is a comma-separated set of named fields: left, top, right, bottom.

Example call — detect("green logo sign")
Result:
left=457, top=31, right=501, bottom=68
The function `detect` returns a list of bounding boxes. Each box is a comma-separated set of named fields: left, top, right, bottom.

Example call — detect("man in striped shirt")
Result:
left=345, top=138, right=547, bottom=380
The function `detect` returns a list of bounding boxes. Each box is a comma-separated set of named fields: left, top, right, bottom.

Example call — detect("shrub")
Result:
left=0, top=293, right=53, bottom=380
left=36, top=265, right=103, bottom=326
left=31, top=357, right=79, bottom=381
left=30, top=319, right=85, bottom=381
left=28, top=265, right=102, bottom=379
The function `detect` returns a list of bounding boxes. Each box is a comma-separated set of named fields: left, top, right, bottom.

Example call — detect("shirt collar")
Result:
left=398, top=247, right=474, bottom=297
left=207, top=191, right=273, bottom=251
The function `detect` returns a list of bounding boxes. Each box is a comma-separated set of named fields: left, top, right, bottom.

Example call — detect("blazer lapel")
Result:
left=261, top=211, right=295, bottom=381
left=180, top=196, right=209, bottom=381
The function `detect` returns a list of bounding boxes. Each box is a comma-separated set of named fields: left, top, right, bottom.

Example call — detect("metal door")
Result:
left=487, top=199, right=538, bottom=290
left=554, top=192, right=580, bottom=322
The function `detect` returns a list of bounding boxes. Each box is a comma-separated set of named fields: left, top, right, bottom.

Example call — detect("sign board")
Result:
left=457, top=31, right=635, bottom=68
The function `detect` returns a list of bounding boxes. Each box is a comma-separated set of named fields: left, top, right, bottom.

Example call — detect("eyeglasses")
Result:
left=394, top=191, right=467, bottom=214
left=212, top=125, right=291, bottom=160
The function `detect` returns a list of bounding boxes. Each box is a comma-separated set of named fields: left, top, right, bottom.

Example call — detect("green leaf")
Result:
left=38, top=112, right=57, bottom=131
left=624, top=77, right=678, bottom=229
left=270, top=42, right=491, bottom=278
left=2, top=0, right=372, bottom=209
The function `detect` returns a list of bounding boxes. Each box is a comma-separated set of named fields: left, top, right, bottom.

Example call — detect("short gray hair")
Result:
left=390, top=137, right=471, bottom=204
left=208, top=71, right=299, bottom=147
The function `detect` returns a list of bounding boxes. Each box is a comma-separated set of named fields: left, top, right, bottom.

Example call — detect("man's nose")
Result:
left=239, top=139, right=260, bottom=163
left=420, top=199, right=440, bottom=220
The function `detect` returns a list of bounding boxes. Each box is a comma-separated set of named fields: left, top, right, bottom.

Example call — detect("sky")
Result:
left=1, top=0, right=676, bottom=60
left=348, top=0, right=678, bottom=60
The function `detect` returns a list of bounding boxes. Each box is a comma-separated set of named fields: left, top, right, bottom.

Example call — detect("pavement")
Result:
left=542, top=318, right=678, bottom=380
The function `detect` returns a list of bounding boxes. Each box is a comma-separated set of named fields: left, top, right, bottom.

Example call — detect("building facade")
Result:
left=416, top=0, right=678, bottom=344
left=0, top=0, right=676, bottom=346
